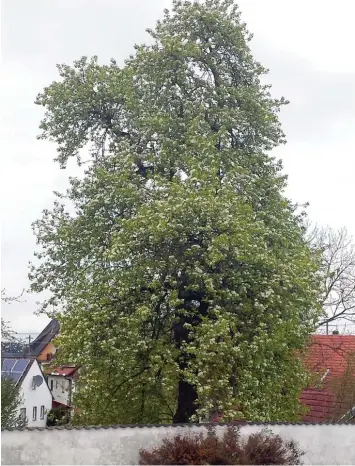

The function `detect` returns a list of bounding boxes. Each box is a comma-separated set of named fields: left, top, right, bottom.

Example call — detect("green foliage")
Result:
left=46, top=406, right=69, bottom=426
left=30, top=0, right=322, bottom=424
left=1, top=377, right=27, bottom=429
left=1, top=318, right=16, bottom=342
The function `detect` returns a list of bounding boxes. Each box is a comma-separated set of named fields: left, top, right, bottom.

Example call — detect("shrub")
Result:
left=139, top=426, right=304, bottom=465
left=46, top=406, right=69, bottom=426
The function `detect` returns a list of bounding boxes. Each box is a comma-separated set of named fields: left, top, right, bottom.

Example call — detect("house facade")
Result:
left=47, top=365, right=80, bottom=412
left=1, top=358, right=52, bottom=428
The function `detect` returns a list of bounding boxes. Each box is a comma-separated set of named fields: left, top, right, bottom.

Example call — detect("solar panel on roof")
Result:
left=2, top=359, right=16, bottom=372
left=13, top=359, right=30, bottom=373
left=1, top=358, right=32, bottom=385
left=1, top=371, right=22, bottom=384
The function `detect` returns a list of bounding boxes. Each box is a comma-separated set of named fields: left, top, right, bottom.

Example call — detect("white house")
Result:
left=47, top=365, right=79, bottom=412
left=1, top=358, right=52, bottom=428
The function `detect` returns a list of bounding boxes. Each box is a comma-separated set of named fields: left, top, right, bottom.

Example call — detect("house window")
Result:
left=20, top=408, right=26, bottom=420
left=50, top=380, right=54, bottom=391
left=46, top=352, right=53, bottom=361
left=40, top=405, right=45, bottom=420
left=33, top=406, right=37, bottom=421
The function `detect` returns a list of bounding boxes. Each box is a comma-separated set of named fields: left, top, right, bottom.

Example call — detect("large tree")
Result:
left=30, top=0, right=322, bottom=424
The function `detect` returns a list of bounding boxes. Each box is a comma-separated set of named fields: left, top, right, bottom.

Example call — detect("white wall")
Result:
left=2, top=423, right=355, bottom=465
left=47, top=375, right=72, bottom=406
left=19, top=360, right=52, bottom=428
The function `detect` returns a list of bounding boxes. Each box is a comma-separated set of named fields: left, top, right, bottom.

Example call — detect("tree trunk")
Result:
left=172, top=296, right=209, bottom=423
left=172, top=312, right=198, bottom=423
left=173, top=378, right=198, bottom=423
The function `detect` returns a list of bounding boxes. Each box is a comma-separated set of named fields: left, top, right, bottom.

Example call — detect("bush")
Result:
left=139, top=426, right=304, bottom=465
left=46, top=406, right=69, bottom=426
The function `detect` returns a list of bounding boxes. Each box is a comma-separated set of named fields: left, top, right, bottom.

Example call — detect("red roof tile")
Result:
left=50, top=365, right=79, bottom=377
left=300, top=334, right=355, bottom=421
left=52, top=400, right=72, bottom=409
left=300, top=389, right=336, bottom=422
left=305, top=335, right=355, bottom=382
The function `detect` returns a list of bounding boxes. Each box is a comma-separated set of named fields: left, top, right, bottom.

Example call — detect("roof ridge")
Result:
left=29, top=319, right=60, bottom=357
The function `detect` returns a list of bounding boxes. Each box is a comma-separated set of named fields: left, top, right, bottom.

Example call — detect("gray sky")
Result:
left=1, top=0, right=354, bottom=333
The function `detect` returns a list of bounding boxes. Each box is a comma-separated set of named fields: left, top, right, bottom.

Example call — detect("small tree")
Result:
left=1, top=377, right=27, bottom=429
left=1, top=311, right=28, bottom=429
left=46, top=406, right=69, bottom=426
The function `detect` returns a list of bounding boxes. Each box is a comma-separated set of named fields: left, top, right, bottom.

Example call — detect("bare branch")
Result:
left=1, top=288, right=26, bottom=303
left=307, top=225, right=355, bottom=330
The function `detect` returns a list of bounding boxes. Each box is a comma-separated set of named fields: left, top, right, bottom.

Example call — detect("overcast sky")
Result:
left=1, top=0, right=354, bottom=333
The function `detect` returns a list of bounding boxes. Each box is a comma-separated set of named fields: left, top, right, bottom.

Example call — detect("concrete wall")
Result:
left=2, top=423, right=355, bottom=465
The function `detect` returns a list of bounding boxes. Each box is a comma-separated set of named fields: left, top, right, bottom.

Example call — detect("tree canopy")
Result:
left=30, top=0, right=322, bottom=424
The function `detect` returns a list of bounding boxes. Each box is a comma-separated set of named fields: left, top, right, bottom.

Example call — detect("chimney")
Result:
left=332, top=330, right=339, bottom=335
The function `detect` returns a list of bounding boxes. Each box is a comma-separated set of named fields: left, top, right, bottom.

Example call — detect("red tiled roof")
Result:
left=300, top=389, right=336, bottom=422
left=304, top=335, right=355, bottom=381
left=53, top=400, right=72, bottom=409
left=300, top=334, right=355, bottom=422
left=50, top=366, right=79, bottom=377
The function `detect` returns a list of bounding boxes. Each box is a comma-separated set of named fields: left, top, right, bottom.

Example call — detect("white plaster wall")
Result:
left=2, top=424, right=355, bottom=465
left=47, top=375, right=71, bottom=406
left=18, top=361, right=52, bottom=428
